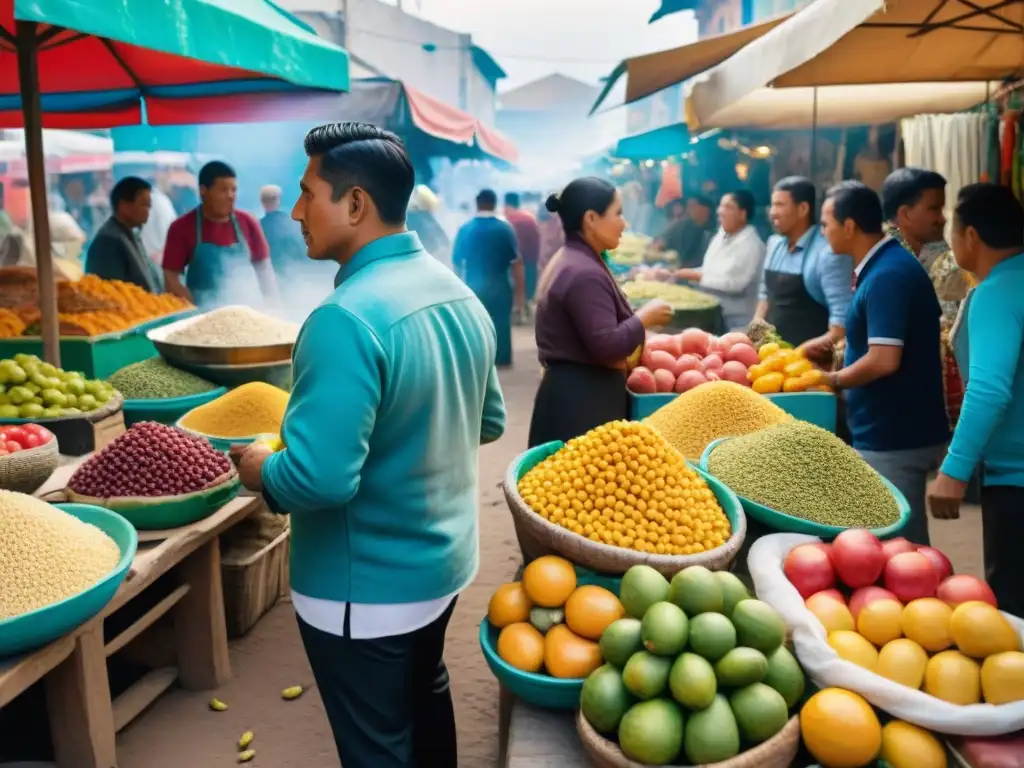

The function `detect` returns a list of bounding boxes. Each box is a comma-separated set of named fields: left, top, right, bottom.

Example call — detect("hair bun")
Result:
left=545, top=193, right=561, bottom=213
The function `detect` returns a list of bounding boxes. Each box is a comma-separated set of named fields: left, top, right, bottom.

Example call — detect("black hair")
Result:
left=955, top=183, right=1024, bottom=250
left=198, top=161, right=236, bottom=190
left=504, top=192, right=521, bottom=208
left=826, top=180, right=883, bottom=234
left=666, top=198, right=685, bottom=209
left=725, top=190, right=755, bottom=221
left=881, top=167, right=946, bottom=221
left=774, top=176, right=816, bottom=223
left=686, top=194, right=713, bottom=210
left=476, top=189, right=498, bottom=210
left=545, top=176, right=617, bottom=235
left=303, top=122, right=414, bottom=226
left=109, top=176, right=151, bottom=210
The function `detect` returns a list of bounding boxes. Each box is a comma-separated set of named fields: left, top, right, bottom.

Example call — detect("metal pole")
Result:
left=339, top=0, right=349, bottom=49
left=809, top=87, right=819, bottom=186
left=15, top=21, right=60, bottom=366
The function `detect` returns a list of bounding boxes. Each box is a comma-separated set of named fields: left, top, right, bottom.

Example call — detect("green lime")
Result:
left=18, top=402, right=44, bottom=418
left=0, top=404, right=19, bottom=418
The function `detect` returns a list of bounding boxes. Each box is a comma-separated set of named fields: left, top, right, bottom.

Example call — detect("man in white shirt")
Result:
left=676, top=190, right=766, bottom=330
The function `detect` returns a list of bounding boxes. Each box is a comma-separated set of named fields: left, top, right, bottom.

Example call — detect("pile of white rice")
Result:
left=165, top=307, right=300, bottom=347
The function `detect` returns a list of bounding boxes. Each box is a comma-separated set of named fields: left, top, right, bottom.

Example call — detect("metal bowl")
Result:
left=147, top=309, right=296, bottom=367
left=172, top=360, right=292, bottom=391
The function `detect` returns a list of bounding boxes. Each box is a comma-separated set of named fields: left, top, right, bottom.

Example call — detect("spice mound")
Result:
left=179, top=382, right=289, bottom=438
left=165, top=306, right=299, bottom=347
left=518, top=420, right=731, bottom=556
left=108, top=357, right=218, bottom=400
left=68, top=422, right=232, bottom=498
left=0, top=491, right=121, bottom=619
left=706, top=420, right=900, bottom=528
left=645, top=380, right=793, bottom=459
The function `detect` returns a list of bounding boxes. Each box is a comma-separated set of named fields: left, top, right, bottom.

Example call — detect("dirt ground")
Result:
left=115, top=326, right=984, bottom=768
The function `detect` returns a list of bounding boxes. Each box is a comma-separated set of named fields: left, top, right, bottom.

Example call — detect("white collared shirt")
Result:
left=855, top=235, right=894, bottom=278
left=292, top=590, right=459, bottom=640
left=699, top=225, right=766, bottom=295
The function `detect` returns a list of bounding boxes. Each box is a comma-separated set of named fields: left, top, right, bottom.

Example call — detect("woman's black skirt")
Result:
left=528, top=361, right=630, bottom=448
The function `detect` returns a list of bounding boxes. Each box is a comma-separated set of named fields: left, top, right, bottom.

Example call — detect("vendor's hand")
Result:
left=675, top=268, right=700, bottom=282
left=799, top=334, right=834, bottom=363
left=637, top=299, right=674, bottom=329
left=235, top=443, right=272, bottom=493
left=928, top=472, right=967, bottom=520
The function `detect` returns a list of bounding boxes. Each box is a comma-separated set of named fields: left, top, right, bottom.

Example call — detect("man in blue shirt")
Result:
left=819, top=181, right=949, bottom=546
left=929, top=184, right=1024, bottom=615
left=753, top=176, right=853, bottom=347
left=452, top=188, right=525, bottom=367
left=233, top=122, right=507, bottom=768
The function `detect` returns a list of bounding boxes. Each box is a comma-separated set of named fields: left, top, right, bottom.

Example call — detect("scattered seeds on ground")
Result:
left=238, top=749, right=256, bottom=763
left=706, top=421, right=900, bottom=528
left=281, top=685, right=304, bottom=700
left=209, top=698, right=228, bottom=712
left=238, top=731, right=254, bottom=750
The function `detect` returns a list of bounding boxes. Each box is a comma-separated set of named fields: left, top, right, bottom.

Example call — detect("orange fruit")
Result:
left=488, top=582, right=532, bottom=628
left=828, top=630, right=879, bottom=671
left=801, top=688, right=881, bottom=768
left=876, top=638, right=928, bottom=690
left=950, top=600, right=1021, bottom=658
left=522, top=555, right=577, bottom=608
left=925, top=650, right=981, bottom=705
left=901, top=598, right=953, bottom=653
left=564, top=585, right=626, bottom=640
left=857, top=599, right=903, bottom=647
left=880, top=721, right=946, bottom=768
left=982, top=651, right=1024, bottom=704
left=806, top=592, right=855, bottom=634
left=497, top=622, right=545, bottom=673
left=544, top=624, right=603, bottom=679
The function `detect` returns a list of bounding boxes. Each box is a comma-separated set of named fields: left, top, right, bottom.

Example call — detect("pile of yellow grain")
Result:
left=179, top=382, right=289, bottom=438
left=0, top=491, right=121, bottom=619
left=645, top=380, right=793, bottom=459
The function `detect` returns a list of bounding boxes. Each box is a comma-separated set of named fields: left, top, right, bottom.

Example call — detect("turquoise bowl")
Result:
left=479, top=568, right=621, bottom=710
left=122, top=387, right=227, bottom=427
left=174, top=417, right=259, bottom=454
left=630, top=390, right=837, bottom=433
left=0, top=503, right=137, bottom=658
left=699, top=437, right=910, bottom=540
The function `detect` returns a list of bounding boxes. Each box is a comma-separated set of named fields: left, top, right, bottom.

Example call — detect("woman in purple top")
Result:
left=529, top=177, right=673, bottom=447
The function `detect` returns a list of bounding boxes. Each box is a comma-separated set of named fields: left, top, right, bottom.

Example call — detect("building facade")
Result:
left=696, top=0, right=810, bottom=37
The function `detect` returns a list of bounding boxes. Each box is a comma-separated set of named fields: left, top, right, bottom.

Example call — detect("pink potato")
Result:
left=679, top=328, right=710, bottom=357
left=646, top=334, right=675, bottom=353
left=647, top=350, right=677, bottom=373
left=699, top=354, right=724, bottom=373
left=653, top=369, right=676, bottom=393
left=719, top=332, right=754, bottom=351
left=673, top=354, right=702, bottom=376
left=705, top=371, right=721, bottom=381
left=626, top=366, right=657, bottom=394
left=719, top=361, right=751, bottom=385
left=675, top=369, right=708, bottom=393
left=726, top=343, right=760, bottom=368
left=664, top=334, right=683, bottom=357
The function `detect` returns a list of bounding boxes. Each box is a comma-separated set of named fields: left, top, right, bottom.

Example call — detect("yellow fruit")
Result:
left=982, top=651, right=1024, bottom=704
left=763, top=353, right=787, bottom=372
left=876, top=639, right=928, bottom=690
left=238, top=749, right=256, bottom=763
left=497, top=622, right=546, bottom=673
left=543, top=624, right=603, bottom=679
left=209, top=698, right=228, bottom=712
left=829, top=630, right=879, bottom=671
left=752, top=372, right=785, bottom=394
left=564, top=585, right=625, bottom=641
left=238, top=731, right=254, bottom=750
left=757, top=342, right=780, bottom=361
left=281, top=686, right=304, bottom=700
left=782, top=375, right=810, bottom=393
left=924, top=650, right=981, bottom=705
left=800, top=369, right=827, bottom=388
left=488, top=582, right=532, bottom=628
left=746, top=362, right=769, bottom=381
left=806, top=593, right=855, bottom=634
left=880, top=721, right=947, bottom=768
left=857, top=599, right=903, bottom=647
left=950, top=601, right=1021, bottom=658
left=784, top=359, right=812, bottom=378
left=517, top=421, right=731, bottom=555
left=902, top=598, right=953, bottom=653
left=801, top=688, right=882, bottom=768
left=522, top=556, right=577, bottom=608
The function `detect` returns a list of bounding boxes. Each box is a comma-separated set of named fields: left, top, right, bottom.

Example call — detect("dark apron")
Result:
left=185, top=210, right=261, bottom=310
left=528, top=361, right=629, bottom=448
left=764, top=230, right=830, bottom=347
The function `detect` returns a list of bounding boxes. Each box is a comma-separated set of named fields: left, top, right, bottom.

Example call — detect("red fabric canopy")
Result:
left=475, top=120, right=518, bottom=165
left=404, top=86, right=477, bottom=145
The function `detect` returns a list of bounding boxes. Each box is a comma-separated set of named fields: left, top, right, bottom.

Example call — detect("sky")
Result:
left=394, top=0, right=699, bottom=91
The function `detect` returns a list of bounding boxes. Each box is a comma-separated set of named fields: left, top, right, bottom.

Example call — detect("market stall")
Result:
left=0, top=302, right=298, bottom=765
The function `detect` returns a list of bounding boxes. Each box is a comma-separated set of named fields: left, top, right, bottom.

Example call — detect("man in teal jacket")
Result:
left=929, top=183, right=1024, bottom=617
left=234, top=122, right=507, bottom=768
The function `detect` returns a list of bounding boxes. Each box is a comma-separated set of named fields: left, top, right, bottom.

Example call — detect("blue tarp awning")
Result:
left=614, top=123, right=689, bottom=160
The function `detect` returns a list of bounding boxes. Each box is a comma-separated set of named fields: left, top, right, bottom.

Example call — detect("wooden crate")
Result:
left=221, top=529, right=290, bottom=639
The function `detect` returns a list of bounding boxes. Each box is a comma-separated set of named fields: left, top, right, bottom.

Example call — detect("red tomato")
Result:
left=20, top=433, right=42, bottom=449
left=23, top=423, right=46, bottom=435
left=0, top=449, right=10, bottom=456
left=884, top=551, right=940, bottom=602
left=4, top=440, right=22, bottom=453
left=5, top=427, right=27, bottom=444
left=784, top=544, right=836, bottom=599
left=831, top=529, right=886, bottom=588
left=34, top=427, right=54, bottom=444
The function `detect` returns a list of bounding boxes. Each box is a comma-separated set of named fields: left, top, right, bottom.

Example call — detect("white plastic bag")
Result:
left=748, top=533, right=1024, bottom=736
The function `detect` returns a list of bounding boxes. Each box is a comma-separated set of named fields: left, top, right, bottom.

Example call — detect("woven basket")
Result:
left=503, top=477, right=746, bottom=579
left=0, top=437, right=59, bottom=493
left=576, top=710, right=800, bottom=768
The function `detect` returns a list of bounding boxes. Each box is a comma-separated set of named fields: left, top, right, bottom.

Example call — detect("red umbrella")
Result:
left=0, top=0, right=349, bottom=362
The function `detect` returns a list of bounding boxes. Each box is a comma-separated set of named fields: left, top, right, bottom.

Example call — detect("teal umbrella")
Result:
left=0, top=0, right=350, bottom=363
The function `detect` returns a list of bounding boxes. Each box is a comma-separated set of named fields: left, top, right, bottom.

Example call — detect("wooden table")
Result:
left=0, top=459, right=260, bottom=768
